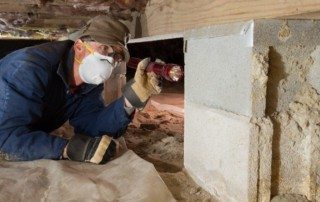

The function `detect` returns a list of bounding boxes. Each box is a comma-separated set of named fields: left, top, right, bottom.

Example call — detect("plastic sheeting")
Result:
left=0, top=150, right=175, bottom=202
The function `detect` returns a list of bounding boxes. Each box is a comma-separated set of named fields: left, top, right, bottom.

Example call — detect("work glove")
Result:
left=122, top=58, right=162, bottom=108
left=63, top=134, right=116, bottom=164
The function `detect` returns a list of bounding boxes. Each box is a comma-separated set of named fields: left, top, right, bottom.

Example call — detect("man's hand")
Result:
left=63, top=134, right=116, bottom=164
left=122, top=58, right=162, bottom=108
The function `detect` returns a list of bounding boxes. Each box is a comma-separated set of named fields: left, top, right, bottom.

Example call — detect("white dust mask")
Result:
left=78, top=51, right=114, bottom=85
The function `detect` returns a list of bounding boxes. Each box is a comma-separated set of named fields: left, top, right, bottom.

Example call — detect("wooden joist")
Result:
left=25, top=17, right=89, bottom=28
left=2, top=0, right=37, bottom=4
left=140, top=0, right=320, bottom=37
left=0, top=3, right=104, bottom=16
left=0, top=4, right=33, bottom=13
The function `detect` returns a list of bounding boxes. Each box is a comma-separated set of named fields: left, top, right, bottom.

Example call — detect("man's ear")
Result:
left=74, top=39, right=85, bottom=54
left=74, top=39, right=86, bottom=61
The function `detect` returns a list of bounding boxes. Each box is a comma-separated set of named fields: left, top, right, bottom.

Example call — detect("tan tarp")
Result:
left=0, top=150, right=175, bottom=202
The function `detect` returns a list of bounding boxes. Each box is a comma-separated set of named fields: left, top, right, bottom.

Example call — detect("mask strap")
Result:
left=75, top=57, right=82, bottom=64
left=75, top=41, right=94, bottom=64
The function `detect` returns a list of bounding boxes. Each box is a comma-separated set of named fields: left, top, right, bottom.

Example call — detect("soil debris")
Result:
left=125, top=104, right=217, bottom=201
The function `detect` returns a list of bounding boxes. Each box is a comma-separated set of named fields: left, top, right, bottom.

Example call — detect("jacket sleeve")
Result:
left=0, top=59, right=68, bottom=161
left=69, top=86, right=133, bottom=138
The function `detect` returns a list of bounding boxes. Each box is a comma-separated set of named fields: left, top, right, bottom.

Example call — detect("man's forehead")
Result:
left=86, top=41, right=107, bottom=47
left=89, top=41, right=123, bottom=51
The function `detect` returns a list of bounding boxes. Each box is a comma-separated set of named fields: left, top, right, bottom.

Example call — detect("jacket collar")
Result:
left=57, top=47, right=72, bottom=88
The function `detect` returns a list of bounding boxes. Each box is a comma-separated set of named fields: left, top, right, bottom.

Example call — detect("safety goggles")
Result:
left=83, top=42, right=124, bottom=68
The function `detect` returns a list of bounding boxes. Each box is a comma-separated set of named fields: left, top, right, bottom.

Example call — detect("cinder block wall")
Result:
left=184, top=20, right=320, bottom=201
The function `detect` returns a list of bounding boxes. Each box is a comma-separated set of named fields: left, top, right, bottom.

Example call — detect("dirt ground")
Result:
left=125, top=104, right=216, bottom=202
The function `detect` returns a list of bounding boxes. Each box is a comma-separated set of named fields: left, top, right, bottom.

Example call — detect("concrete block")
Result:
left=183, top=21, right=272, bottom=202
left=184, top=21, right=253, bottom=117
left=184, top=102, right=252, bottom=201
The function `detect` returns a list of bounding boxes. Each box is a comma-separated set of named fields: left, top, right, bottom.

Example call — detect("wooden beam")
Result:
left=24, top=17, right=89, bottom=28
left=0, top=0, right=39, bottom=4
left=0, top=3, right=103, bottom=17
left=0, top=4, right=33, bottom=13
left=282, top=11, right=320, bottom=19
left=139, top=0, right=320, bottom=37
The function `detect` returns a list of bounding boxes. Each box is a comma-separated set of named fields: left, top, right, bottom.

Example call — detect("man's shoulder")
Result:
left=0, top=40, right=74, bottom=84
left=3, top=40, right=73, bottom=65
left=23, top=40, right=74, bottom=63
left=27, top=40, right=73, bottom=53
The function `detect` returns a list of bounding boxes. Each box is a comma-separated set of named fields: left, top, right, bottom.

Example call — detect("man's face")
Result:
left=82, top=41, right=125, bottom=68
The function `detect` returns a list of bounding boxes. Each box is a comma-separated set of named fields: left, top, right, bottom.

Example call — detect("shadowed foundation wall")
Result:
left=266, top=38, right=320, bottom=200
left=256, top=20, right=320, bottom=201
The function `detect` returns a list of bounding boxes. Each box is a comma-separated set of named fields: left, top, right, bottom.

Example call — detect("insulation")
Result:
left=0, top=0, right=147, bottom=39
left=0, top=150, right=175, bottom=202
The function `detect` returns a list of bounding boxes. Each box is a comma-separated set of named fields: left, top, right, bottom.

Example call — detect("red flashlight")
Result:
left=127, top=57, right=184, bottom=82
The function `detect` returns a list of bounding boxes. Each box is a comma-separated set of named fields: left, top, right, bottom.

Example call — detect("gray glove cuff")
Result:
left=124, top=105, right=135, bottom=115
left=122, top=79, right=148, bottom=109
left=66, top=134, right=116, bottom=164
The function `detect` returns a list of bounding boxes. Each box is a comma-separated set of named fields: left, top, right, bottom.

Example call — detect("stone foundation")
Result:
left=184, top=19, right=320, bottom=201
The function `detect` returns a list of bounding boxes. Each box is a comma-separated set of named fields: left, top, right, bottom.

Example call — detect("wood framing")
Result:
left=139, top=0, right=320, bottom=37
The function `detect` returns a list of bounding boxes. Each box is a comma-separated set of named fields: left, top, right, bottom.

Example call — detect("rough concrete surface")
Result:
left=307, top=46, right=320, bottom=93
left=250, top=117, right=273, bottom=202
left=251, top=48, right=269, bottom=117
left=250, top=48, right=274, bottom=201
left=254, top=20, right=320, bottom=47
left=271, top=194, right=310, bottom=202
left=266, top=44, right=320, bottom=200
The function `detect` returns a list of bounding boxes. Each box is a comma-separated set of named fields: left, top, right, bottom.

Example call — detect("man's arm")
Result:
left=0, top=60, right=68, bottom=161
left=69, top=85, right=133, bottom=138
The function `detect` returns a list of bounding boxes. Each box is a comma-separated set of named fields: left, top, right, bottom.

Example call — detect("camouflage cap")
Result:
left=69, top=15, right=130, bottom=62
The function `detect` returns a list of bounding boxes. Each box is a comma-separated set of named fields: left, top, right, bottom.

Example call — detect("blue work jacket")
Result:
left=0, top=40, right=132, bottom=161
